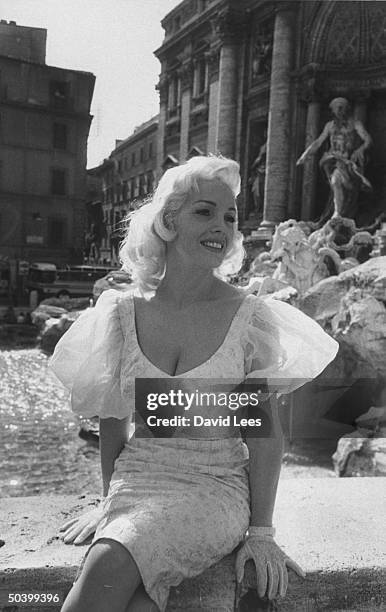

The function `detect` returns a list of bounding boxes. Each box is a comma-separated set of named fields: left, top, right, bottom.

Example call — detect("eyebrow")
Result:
left=192, top=199, right=237, bottom=211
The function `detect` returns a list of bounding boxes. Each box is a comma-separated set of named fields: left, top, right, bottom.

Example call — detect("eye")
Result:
left=195, top=208, right=211, bottom=216
left=225, top=215, right=236, bottom=224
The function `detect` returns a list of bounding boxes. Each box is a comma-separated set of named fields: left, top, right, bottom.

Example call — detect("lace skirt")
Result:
left=93, top=436, right=250, bottom=611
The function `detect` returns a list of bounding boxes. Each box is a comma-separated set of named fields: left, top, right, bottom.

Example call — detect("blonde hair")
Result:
left=119, top=155, right=245, bottom=296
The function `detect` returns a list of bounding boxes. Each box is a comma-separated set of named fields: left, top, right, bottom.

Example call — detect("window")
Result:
left=53, top=123, right=67, bottom=149
left=168, top=76, right=180, bottom=110
left=50, top=80, right=69, bottom=109
left=123, top=181, right=128, bottom=201
left=51, top=168, right=67, bottom=195
left=140, top=147, right=144, bottom=163
left=148, top=141, right=153, bottom=158
left=131, top=151, right=136, bottom=166
left=194, top=58, right=207, bottom=97
left=130, top=177, right=135, bottom=198
left=139, top=174, right=145, bottom=197
left=118, top=159, right=122, bottom=174
left=147, top=171, right=154, bottom=193
left=48, top=218, right=66, bottom=246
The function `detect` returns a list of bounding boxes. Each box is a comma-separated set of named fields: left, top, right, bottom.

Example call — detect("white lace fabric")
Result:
left=49, top=289, right=339, bottom=420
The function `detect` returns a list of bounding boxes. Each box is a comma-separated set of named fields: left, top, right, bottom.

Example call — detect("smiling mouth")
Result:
left=200, top=240, right=225, bottom=252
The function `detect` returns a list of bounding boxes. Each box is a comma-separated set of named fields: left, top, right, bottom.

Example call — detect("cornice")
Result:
left=154, top=0, right=226, bottom=60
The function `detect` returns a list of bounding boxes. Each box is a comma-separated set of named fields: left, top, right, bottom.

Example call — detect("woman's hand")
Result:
left=235, top=535, right=305, bottom=599
left=59, top=506, right=104, bottom=545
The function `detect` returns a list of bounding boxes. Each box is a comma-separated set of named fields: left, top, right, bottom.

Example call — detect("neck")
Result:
left=334, top=116, right=348, bottom=125
left=156, top=252, right=217, bottom=308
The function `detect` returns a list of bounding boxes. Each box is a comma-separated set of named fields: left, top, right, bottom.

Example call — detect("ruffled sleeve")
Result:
left=242, top=296, right=339, bottom=395
left=49, top=289, right=129, bottom=419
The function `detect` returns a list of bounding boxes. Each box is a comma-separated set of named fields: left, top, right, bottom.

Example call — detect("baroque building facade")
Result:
left=0, top=20, right=95, bottom=265
left=88, top=115, right=158, bottom=264
left=155, top=0, right=386, bottom=231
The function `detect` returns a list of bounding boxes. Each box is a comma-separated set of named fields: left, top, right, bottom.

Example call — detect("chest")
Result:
left=132, top=297, right=244, bottom=377
left=331, top=122, right=355, bottom=148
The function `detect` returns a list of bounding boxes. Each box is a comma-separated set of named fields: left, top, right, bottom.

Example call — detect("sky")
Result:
left=0, top=0, right=181, bottom=167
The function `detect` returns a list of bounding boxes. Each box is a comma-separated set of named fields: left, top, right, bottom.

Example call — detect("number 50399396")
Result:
left=0, top=591, right=63, bottom=606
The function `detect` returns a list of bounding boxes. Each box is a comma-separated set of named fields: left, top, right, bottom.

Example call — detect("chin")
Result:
left=204, top=256, right=226, bottom=272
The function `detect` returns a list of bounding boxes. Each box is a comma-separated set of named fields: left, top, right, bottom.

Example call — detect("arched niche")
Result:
left=298, top=1, right=386, bottom=224
left=305, top=1, right=386, bottom=67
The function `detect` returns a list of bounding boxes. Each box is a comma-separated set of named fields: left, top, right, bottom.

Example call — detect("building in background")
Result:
left=155, top=0, right=386, bottom=233
left=0, top=20, right=95, bottom=275
left=88, top=115, right=158, bottom=264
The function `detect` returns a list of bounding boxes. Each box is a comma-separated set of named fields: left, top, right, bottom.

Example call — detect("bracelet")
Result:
left=247, top=526, right=276, bottom=538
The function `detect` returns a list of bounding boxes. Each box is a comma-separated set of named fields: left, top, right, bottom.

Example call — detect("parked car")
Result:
left=26, top=262, right=119, bottom=305
left=93, top=269, right=133, bottom=300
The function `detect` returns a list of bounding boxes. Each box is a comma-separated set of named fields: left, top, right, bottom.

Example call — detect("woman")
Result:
left=50, top=156, right=338, bottom=612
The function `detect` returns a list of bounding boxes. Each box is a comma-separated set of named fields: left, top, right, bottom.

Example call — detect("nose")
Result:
left=209, top=215, right=228, bottom=235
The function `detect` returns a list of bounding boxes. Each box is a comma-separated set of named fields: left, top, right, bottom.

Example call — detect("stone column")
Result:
left=215, top=45, right=238, bottom=156
left=301, top=98, right=321, bottom=220
left=179, top=62, right=193, bottom=163
left=211, top=9, right=245, bottom=158
left=206, top=47, right=220, bottom=153
left=155, top=73, right=168, bottom=179
left=262, top=2, right=297, bottom=229
left=353, top=91, right=370, bottom=124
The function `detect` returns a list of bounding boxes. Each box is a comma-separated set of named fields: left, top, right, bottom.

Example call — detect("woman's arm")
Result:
left=99, top=416, right=130, bottom=496
left=246, top=397, right=284, bottom=527
left=296, top=121, right=331, bottom=165
left=236, top=396, right=304, bottom=599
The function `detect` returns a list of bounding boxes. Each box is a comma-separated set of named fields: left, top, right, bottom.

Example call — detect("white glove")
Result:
left=235, top=531, right=305, bottom=600
left=59, top=505, right=104, bottom=545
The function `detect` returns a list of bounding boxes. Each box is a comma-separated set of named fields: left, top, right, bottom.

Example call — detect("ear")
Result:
left=163, top=210, right=176, bottom=232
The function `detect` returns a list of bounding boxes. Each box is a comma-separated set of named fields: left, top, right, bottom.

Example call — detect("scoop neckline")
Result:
left=130, top=293, right=252, bottom=378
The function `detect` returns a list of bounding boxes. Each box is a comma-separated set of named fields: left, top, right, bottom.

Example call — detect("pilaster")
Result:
left=179, top=62, right=194, bottom=162
left=211, top=8, right=246, bottom=158
left=155, top=73, right=168, bottom=178
left=261, top=1, right=297, bottom=228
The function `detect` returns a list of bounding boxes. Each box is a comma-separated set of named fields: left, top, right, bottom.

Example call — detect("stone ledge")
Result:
left=1, top=478, right=385, bottom=611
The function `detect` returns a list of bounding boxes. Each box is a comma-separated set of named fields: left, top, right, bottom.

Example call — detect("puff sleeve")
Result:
left=49, top=289, right=129, bottom=419
left=243, top=296, right=339, bottom=395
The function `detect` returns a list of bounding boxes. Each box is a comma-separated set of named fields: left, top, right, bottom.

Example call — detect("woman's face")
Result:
left=171, top=178, right=237, bottom=269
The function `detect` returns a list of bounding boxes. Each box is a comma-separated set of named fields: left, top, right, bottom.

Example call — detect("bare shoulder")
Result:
left=324, top=120, right=334, bottom=132
left=113, top=288, right=136, bottom=316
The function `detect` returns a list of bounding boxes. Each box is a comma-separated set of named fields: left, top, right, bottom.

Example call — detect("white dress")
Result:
left=50, top=290, right=338, bottom=611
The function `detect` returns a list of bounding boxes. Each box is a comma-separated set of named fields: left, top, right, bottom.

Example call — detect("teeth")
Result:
left=202, top=241, right=223, bottom=249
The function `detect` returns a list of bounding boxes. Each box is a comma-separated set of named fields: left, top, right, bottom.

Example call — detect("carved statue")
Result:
left=308, top=217, right=374, bottom=265
left=268, top=219, right=342, bottom=294
left=249, top=136, right=267, bottom=216
left=251, top=32, right=272, bottom=80
left=297, top=97, right=372, bottom=219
